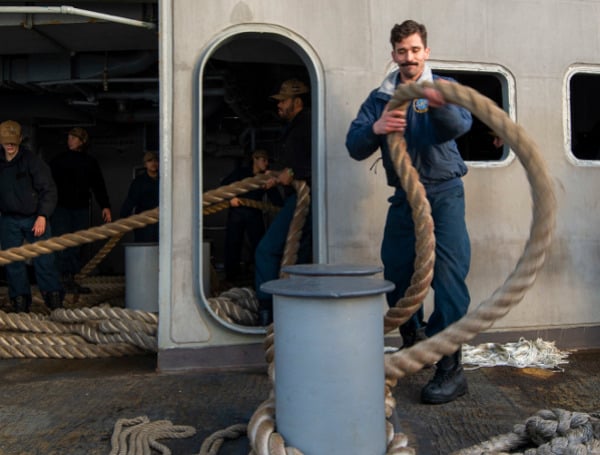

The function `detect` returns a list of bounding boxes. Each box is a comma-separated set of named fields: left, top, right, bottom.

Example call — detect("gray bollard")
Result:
left=124, top=242, right=159, bottom=312
left=282, top=262, right=383, bottom=277
left=261, top=275, right=394, bottom=455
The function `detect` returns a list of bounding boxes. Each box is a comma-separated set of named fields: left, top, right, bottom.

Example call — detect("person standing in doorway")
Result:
left=0, top=120, right=64, bottom=312
left=255, top=78, right=312, bottom=326
left=346, top=20, right=473, bottom=404
left=120, top=151, right=160, bottom=243
left=220, top=149, right=282, bottom=284
left=50, top=127, right=112, bottom=294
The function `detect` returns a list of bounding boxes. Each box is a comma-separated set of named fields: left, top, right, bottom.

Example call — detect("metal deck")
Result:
left=0, top=349, right=598, bottom=454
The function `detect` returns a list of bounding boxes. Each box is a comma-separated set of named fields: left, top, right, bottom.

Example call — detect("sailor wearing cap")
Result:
left=0, top=120, right=64, bottom=312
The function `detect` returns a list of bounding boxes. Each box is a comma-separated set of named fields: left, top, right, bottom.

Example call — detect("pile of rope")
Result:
left=462, top=338, right=571, bottom=371
left=109, top=416, right=196, bottom=455
left=207, top=287, right=260, bottom=326
left=453, top=408, right=600, bottom=454
left=0, top=297, right=157, bottom=358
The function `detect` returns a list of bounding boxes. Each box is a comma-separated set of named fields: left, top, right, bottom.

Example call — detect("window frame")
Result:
left=564, top=64, right=600, bottom=166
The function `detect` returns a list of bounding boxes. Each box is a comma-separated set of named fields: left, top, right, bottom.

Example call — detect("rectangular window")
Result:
left=434, top=69, right=510, bottom=162
left=568, top=71, right=600, bottom=161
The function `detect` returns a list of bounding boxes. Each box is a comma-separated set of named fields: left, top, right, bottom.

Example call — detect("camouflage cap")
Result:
left=0, top=120, right=22, bottom=145
left=270, top=79, right=309, bottom=100
left=143, top=151, right=158, bottom=162
left=68, top=127, right=89, bottom=144
left=252, top=149, right=269, bottom=160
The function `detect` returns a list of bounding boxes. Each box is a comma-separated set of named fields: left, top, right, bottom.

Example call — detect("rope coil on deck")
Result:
left=109, top=415, right=197, bottom=455
left=452, top=408, right=600, bottom=454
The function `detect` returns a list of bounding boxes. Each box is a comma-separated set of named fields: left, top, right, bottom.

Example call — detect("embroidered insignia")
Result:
left=413, top=98, right=429, bottom=113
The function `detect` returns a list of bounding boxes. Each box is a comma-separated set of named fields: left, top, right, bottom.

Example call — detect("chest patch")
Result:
left=413, top=98, right=429, bottom=113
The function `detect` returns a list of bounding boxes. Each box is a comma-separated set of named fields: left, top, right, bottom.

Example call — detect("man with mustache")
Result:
left=346, top=20, right=473, bottom=404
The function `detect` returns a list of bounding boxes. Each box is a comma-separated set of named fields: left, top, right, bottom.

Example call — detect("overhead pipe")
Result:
left=0, top=5, right=156, bottom=29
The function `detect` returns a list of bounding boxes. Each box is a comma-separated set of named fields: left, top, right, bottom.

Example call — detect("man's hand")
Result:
left=32, top=216, right=46, bottom=237
left=373, top=103, right=407, bottom=135
left=102, top=208, right=112, bottom=223
left=422, top=80, right=449, bottom=108
left=230, top=197, right=242, bottom=207
left=278, top=168, right=294, bottom=186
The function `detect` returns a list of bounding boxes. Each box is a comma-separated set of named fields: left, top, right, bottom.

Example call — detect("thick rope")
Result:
left=453, top=409, right=600, bottom=454
left=383, top=100, right=436, bottom=333
left=0, top=173, right=278, bottom=267
left=247, top=80, right=555, bottom=455
left=384, top=80, right=556, bottom=381
left=280, top=181, right=311, bottom=272
left=206, top=179, right=310, bottom=327
left=0, top=172, right=289, bottom=359
left=108, top=415, right=197, bottom=455
left=203, top=198, right=281, bottom=216
left=0, top=305, right=157, bottom=358
left=197, top=423, right=248, bottom=455
left=76, top=232, right=126, bottom=281
left=0, top=209, right=159, bottom=266
left=203, top=173, right=273, bottom=206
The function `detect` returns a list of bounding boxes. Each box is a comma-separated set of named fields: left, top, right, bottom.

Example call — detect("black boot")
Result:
left=11, top=295, right=32, bottom=313
left=399, top=320, right=428, bottom=349
left=43, top=291, right=64, bottom=311
left=258, top=299, right=273, bottom=326
left=62, top=274, right=91, bottom=294
left=421, top=350, right=468, bottom=404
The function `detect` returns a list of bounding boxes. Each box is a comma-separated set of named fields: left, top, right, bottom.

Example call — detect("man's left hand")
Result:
left=423, top=80, right=449, bottom=108
left=32, top=216, right=46, bottom=237
left=102, top=208, right=112, bottom=223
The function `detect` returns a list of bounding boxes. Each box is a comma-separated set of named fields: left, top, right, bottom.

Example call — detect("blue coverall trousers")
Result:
left=255, top=193, right=312, bottom=304
left=381, top=185, right=471, bottom=338
left=51, top=206, right=89, bottom=276
left=0, top=215, right=63, bottom=298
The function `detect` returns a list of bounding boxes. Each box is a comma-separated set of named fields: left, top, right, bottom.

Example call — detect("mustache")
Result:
left=400, top=62, right=418, bottom=67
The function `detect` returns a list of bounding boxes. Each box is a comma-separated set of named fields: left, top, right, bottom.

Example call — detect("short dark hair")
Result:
left=390, top=20, right=428, bottom=48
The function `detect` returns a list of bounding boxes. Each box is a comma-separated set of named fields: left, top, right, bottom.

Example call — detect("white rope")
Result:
left=462, top=338, right=571, bottom=371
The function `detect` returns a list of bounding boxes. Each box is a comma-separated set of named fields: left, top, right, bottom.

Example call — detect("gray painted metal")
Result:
left=263, top=276, right=392, bottom=454
left=282, top=263, right=383, bottom=277
left=125, top=243, right=159, bottom=313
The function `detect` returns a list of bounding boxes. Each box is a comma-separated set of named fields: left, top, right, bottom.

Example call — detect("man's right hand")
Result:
left=373, top=103, right=407, bottom=135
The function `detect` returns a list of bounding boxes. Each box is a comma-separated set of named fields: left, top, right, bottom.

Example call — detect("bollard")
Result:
left=124, top=242, right=159, bottom=312
left=282, top=262, right=383, bottom=277
left=261, top=275, right=394, bottom=455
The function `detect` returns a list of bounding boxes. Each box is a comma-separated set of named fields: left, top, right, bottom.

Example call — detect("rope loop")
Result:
left=384, top=80, right=556, bottom=379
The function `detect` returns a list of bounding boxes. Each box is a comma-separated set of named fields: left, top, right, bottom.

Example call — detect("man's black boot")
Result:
left=43, top=291, right=64, bottom=311
left=259, top=309, right=273, bottom=326
left=399, top=323, right=427, bottom=349
left=63, top=274, right=91, bottom=294
left=11, top=295, right=32, bottom=313
left=258, top=299, right=273, bottom=326
left=421, top=350, right=468, bottom=404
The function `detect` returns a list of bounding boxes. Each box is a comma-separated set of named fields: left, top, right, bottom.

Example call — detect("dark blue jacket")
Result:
left=346, top=69, right=472, bottom=194
left=120, top=171, right=159, bottom=218
left=0, top=146, right=57, bottom=218
left=50, top=149, right=111, bottom=210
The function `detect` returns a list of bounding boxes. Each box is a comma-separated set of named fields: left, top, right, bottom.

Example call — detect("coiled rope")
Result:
left=453, top=408, right=600, bottom=454
left=108, top=415, right=197, bottom=455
